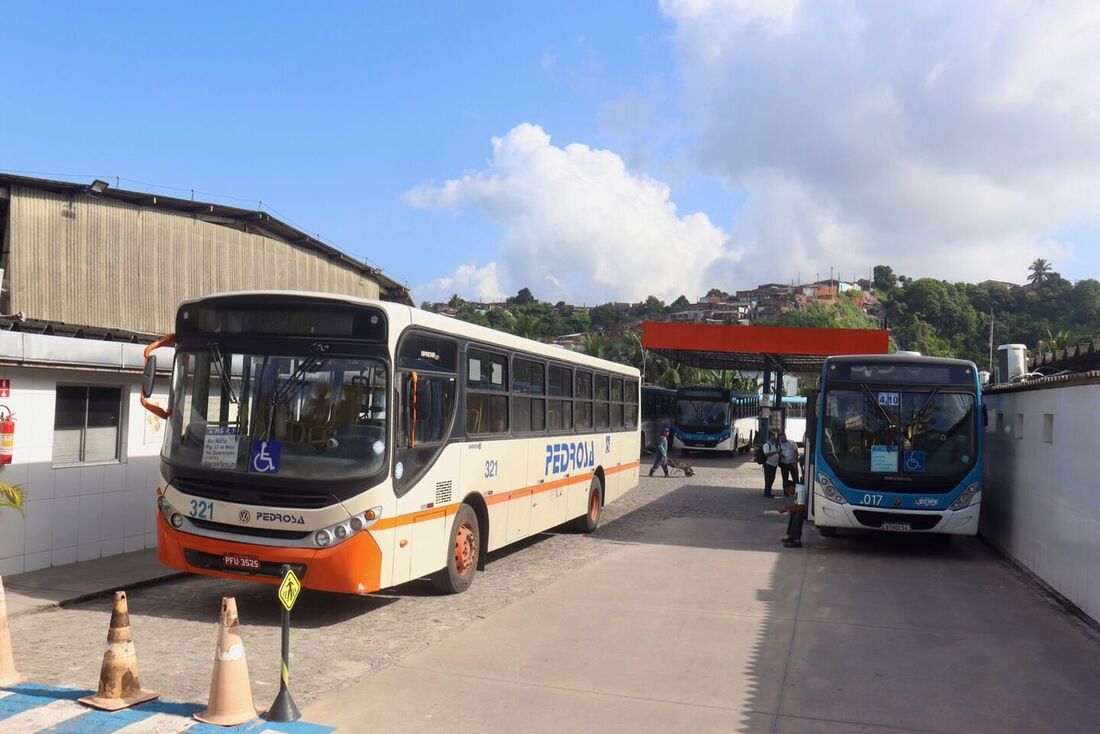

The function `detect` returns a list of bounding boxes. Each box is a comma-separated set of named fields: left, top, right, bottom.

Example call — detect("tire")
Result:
left=431, top=504, right=480, bottom=594
left=573, top=476, right=603, bottom=533
left=818, top=525, right=838, bottom=538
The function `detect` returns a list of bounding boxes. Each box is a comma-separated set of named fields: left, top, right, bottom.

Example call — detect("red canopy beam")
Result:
left=642, top=322, right=889, bottom=357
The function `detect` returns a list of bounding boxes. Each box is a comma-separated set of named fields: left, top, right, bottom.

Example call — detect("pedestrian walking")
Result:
left=649, top=426, right=670, bottom=477
left=778, top=432, right=800, bottom=486
left=778, top=479, right=807, bottom=548
left=761, top=430, right=780, bottom=497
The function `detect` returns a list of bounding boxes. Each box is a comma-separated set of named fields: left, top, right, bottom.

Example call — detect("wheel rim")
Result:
left=588, top=488, right=600, bottom=521
left=454, top=522, right=477, bottom=576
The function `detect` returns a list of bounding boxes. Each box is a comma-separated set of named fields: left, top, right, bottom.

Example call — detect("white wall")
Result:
left=982, top=380, right=1100, bottom=623
left=0, top=365, right=168, bottom=576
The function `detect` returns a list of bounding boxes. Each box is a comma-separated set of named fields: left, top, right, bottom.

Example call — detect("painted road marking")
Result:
left=0, top=699, right=86, bottom=732
left=0, top=684, right=334, bottom=733
left=112, top=713, right=194, bottom=734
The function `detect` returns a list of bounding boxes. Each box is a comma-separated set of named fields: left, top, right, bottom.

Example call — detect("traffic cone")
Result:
left=194, top=597, right=260, bottom=726
left=0, top=576, right=24, bottom=687
left=79, top=591, right=159, bottom=710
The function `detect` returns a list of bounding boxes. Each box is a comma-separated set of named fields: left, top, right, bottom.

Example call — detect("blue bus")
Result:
left=672, top=386, right=734, bottom=455
left=807, top=355, right=983, bottom=537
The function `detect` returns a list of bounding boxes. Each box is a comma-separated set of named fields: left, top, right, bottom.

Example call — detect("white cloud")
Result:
left=660, top=0, right=1100, bottom=284
left=415, top=262, right=504, bottom=305
left=408, top=123, right=736, bottom=303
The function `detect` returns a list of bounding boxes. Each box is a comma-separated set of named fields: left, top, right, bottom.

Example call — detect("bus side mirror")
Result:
left=141, top=356, right=157, bottom=398
left=139, top=334, right=176, bottom=420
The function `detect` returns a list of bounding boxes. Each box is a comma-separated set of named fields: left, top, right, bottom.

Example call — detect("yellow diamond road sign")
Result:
left=278, top=569, right=302, bottom=612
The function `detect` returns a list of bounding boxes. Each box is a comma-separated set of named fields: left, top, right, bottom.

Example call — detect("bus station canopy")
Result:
left=642, top=322, right=890, bottom=373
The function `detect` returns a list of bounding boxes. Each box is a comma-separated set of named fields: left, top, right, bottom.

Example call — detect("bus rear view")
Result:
left=810, top=355, right=983, bottom=537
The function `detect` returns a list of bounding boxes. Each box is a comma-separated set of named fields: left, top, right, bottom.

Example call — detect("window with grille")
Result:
left=53, top=385, right=123, bottom=464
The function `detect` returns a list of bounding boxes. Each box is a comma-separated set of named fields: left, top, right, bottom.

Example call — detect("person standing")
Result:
left=778, top=432, right=800, bottom=486
left=762, top=430, right=781, bottom=497
left=778, top=479, right=807, bottom=548
left=649, top=426, right=670, bottom=478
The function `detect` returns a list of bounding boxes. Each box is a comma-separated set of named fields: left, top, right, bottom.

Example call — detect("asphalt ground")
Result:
left=10, top=455, right=1100, bottom=732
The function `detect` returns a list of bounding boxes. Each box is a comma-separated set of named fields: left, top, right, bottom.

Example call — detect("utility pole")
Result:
left=988, top=308, right=995, bottom=372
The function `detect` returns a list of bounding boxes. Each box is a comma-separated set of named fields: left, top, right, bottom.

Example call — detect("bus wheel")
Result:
left=432, top=504, right=480, bottom=594
left=818, top=526, right=838, bottom=538
left=573, top=476, right=603, bottom=533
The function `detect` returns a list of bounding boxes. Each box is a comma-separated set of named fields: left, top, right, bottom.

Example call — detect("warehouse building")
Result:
left=0, top=173, right=410, bottom=575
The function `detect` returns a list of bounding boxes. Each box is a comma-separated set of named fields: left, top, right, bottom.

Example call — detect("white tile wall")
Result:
left=0, top=365, right=168, bottom=576
left=984, top=382, right=1100, bottom=624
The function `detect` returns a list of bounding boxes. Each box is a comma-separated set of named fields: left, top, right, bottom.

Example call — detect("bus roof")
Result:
left=824, top=354, right=977, bottom=368
left=178, top=290, right=640, bottom=378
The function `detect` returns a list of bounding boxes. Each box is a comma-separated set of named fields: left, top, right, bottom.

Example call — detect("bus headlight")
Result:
left=312, top=506, right=383, bottom=548
left=817, top=475, right=847, bottom=505
left=949, top=484, right=979, bottom=511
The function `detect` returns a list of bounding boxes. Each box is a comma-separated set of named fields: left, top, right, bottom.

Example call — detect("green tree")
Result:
left=510, top=287, right=536, bottom=305
left=580, top=332, right=606, bottom=358
left=668, top=294, right=691, bottom=312
left=1028, top=258, right=1051, bottom=285
left=705, top=288, right=728, bottom=299
left=872, top=265, right=897, bottom=292
left=510, top=312, right=542, bottom=340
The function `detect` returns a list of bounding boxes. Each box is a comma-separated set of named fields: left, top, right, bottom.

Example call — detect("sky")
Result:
left=2, top=1, right=1098, bottom=305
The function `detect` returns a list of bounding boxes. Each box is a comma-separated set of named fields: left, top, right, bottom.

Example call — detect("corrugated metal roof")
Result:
left=0, top=172, right=411, bottom=305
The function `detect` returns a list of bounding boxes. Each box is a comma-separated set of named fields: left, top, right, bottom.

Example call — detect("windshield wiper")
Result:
left=861, top=384, right=895, bottom=432
left=269, top=343, right=330, bottom=408
left=208, top=343, right=238, bottom=404
left=907, top=386, right=941, bottom=430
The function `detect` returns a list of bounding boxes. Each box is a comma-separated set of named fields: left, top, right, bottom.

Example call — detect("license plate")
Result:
left=223, top=553, right=261, bottom=570
left=881, top=521, right=911, bottom=532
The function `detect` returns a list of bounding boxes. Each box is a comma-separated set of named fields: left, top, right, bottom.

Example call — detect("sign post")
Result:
left=267, top=565, right=302, bottom=722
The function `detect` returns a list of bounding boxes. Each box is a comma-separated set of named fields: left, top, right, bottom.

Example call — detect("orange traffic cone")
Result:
left=79, top=591, right=159, bottom=710
left=0, top=575, right=24, bottom=687
left=194, top=597, right=260, bottom=726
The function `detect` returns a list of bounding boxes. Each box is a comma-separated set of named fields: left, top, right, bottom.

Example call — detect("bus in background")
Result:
left=782, top=396, right=807, bottom=445
left=141, top=291, right=641, bottom=595
left=641, top=385, right=676, bottom=455
left=807, top=355, right=983, bottom=538
left=731, top=394, right=805, bottom=452
left=672, top=386, right=734, bottom=455
left=731, top=392, right=758, bottom=452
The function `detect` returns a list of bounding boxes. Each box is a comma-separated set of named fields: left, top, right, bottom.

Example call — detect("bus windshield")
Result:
left=821, top=389, right=976, bottom=479
left=676, top=399, right=730, bottom=430
left=166, top=349, right=389, bottom=480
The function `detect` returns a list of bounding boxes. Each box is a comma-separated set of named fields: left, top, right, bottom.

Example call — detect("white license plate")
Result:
left=223, top=553, right=261, bottom=570
left=881, top=521, right=911, bottom=532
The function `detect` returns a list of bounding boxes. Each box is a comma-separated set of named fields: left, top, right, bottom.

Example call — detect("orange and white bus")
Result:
left=141, top=291, right=641, bottom=594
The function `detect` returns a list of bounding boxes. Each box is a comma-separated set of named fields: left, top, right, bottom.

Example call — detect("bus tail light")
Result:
left=817, top=475, right=847, bottom=505
left=949, top=484, right=979, bottom=511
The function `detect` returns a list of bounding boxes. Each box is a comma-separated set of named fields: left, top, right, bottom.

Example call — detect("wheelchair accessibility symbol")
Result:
left=249, top=440, right=282, bottom=474
left=904, top=451, right=925, bottom=473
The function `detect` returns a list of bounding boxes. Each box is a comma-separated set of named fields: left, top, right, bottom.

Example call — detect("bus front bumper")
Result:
left=156, top=513, right=385, bottom=594
left=813, top=495, right=980, bottom=536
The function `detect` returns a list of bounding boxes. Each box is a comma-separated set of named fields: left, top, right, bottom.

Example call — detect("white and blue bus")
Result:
left=672, top=386, right=734, bottom=455
left=808, top=355, right=984, bottom=537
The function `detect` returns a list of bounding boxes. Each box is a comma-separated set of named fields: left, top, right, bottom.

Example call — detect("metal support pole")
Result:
left=775, top=368, right=785, bottom=435
left=267, top=567, right=301, bottom=722
left=759, top=359, right=772, bottom=443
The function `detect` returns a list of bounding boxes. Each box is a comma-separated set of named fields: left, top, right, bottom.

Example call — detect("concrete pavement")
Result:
left=304, top=503, right=1100, bottom=733
left=2, top=549, right=180, bottom=617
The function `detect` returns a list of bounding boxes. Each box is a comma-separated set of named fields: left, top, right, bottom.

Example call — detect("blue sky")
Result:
left=3, top=2, right=1097, bottom=303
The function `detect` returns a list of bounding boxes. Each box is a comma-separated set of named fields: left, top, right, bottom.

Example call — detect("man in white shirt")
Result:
left=762, top=430, right=781, bottom=497
left=778, top=480, right=807, bottom=548
left=778, top=432, right=800, bottom=486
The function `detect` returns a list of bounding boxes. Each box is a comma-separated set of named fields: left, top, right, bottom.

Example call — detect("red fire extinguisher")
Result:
left=0, top=406, right=15, bottom=465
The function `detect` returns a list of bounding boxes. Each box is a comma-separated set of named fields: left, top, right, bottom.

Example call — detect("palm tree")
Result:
left=1039, top=328, right=1076, bottom=354
left=0, top=482, right=25, bottom=517
left=579, top=332, right=606, bottom=358
left=510, top=313, right=542, bottom=340
left=1028, top=258, right=1051, bottom=285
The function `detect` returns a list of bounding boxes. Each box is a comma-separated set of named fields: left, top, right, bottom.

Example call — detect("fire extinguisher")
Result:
left=0, top=406, right=15, bottom=465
